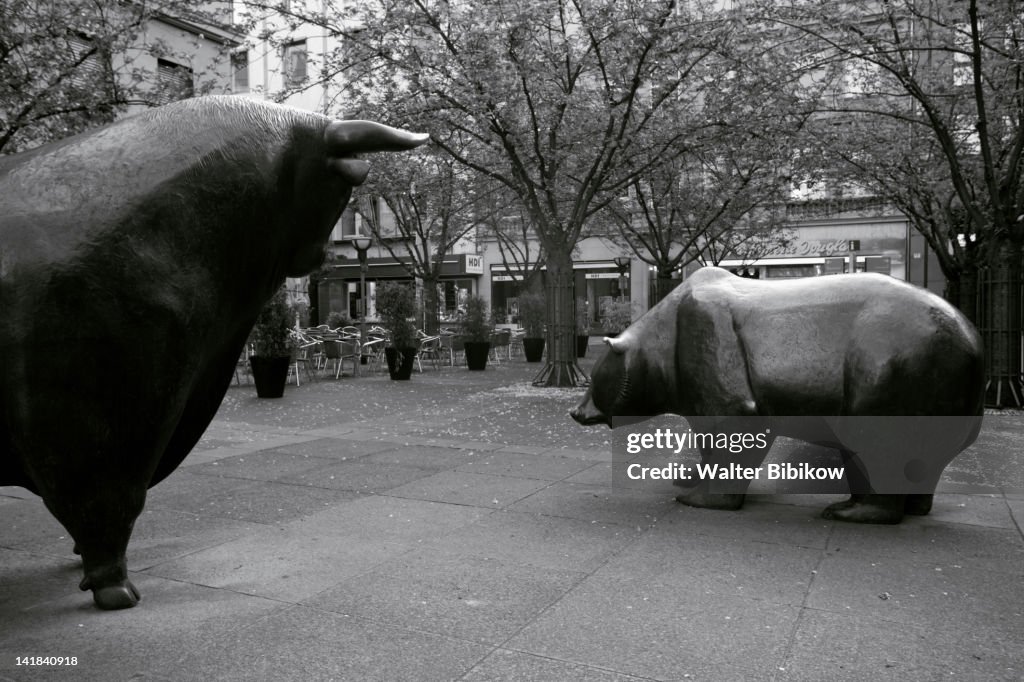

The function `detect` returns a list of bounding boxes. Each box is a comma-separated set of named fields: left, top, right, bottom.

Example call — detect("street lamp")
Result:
left=613, top=256, right=630, bottom=301
left=352, top=235, right=372, bottom=363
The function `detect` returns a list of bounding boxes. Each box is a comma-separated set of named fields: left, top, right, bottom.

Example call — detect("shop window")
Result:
left=764, top=265, right=818, bottom=279
left=864, top=256, right=891, bottom=275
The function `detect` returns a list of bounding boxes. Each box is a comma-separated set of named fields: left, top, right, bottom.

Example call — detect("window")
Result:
left=68, top=35, right=106, bottom=88
left=354, top=197, right=398, bottom=238
left=231, top=50, right=249, bottom=91
left=283, top=39, right=307, bottom=88
left=330, top=207, right=358, bottom=242
left=156, top=59, right=194, bottom=104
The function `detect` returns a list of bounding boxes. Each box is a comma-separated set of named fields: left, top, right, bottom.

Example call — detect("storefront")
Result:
left=716, top=219, right=910, bottom=281
left=488, top=261, right=630, bottom=331
left=317, top=253, right=483, bottom=324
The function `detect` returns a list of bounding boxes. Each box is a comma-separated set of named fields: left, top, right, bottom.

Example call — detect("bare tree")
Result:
left=1, top=0, right=236, bottom=154
left=332, top=0, right=739, bottom=387
left=758, top=0, right=1024, bottom=404
left=608, top=134, right=793, bottom=303
left=477, top=189, right=547, bottom=294
left=354, top=146, right=499, bottom=333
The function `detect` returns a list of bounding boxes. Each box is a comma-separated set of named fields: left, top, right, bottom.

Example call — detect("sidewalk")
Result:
left=2, top=352, right=1022, bottom=681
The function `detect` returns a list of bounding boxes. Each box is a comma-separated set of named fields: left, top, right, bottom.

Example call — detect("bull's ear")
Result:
left=325, top=120, right=430, bottom=154
left=603, top=336, right=628, bottom=354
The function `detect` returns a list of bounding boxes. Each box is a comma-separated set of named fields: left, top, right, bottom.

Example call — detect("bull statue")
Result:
left=571, top=266, right=984, bottom=524
left=0, top=96, right=428, bottom=609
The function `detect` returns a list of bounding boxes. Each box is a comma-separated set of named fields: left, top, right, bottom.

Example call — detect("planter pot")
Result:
left=385, top=347, right=416, bottom=380
left=249, top=355, right=290, bottom=398
left=523, top=337, right=545, bottom=363
left=576, top=335, right=590, bottom=358
left=464, top=341, right=490, bottom=371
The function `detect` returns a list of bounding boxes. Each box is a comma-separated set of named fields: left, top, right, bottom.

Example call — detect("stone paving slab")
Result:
left=1, top=573, right=287, bottom=682
left=505, top=575, right=801, bottom=679
left=461, top=649, right=650, bottom=681
left=181, top=604, right=492, bottom=682
left=455, top=451, right=596, bottom=481
left=385, top=470, right=553, bottom=508
left=591, top=531, right=824, bottom=607
left=782, top=609, right=1022, bottom=681
left=307, top=547, right=587, bottom=646
left=1, top=356, right=1022, bottom=680
left=806, top=552, right=1024, bottom=634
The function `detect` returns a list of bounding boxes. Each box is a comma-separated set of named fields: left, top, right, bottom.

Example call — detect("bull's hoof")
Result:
left=822, top=499, right=903, bottom=524
left=675, top=491, right=745, bottom=510
left=92, top=581, right=141, bottom=610
left=904, top=493, right=933, bottom=516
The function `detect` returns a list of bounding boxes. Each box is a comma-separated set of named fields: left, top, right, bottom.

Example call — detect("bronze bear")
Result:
left=572, top=267, right=984, bottom=524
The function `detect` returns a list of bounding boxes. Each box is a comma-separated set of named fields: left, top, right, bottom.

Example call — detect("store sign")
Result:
left=585, top=272, right=621, bottom=279
left=464, top=254, right=483, bottom=274
left=779, top=239, right=850, bottom=257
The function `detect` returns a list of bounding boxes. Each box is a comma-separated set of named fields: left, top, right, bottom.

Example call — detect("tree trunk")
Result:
left=652, top=269, right=677, bottom=307
left=421, top=273, right=441, bottom=334
left=532, top=245, right=588, bottom=387
left=945, top=269, right=978, bottom=326
left=978, top=242, right=1023, bottom=408
left=307, top=273, right=321, bottom=326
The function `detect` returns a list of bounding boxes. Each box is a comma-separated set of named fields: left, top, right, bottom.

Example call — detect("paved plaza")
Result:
left=1, top=350, right=1023, bottom=681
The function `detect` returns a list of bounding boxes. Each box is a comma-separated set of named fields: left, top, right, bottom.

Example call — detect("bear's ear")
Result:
left=604, top=336, right=628, bottom=354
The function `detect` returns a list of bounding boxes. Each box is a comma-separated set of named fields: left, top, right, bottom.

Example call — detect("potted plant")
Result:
left=462, top=295, right=491, bottom=370
left=376, top=281, right=417, bottom=380
left=602, top=300, right=633, bottom=338
left=326, top=311, right=351, bottom=331
left=575, top=298, right=591, bottom=358
left=518, top=290, right=546, bottom=362
left=249, top=286, right=295, bottom=398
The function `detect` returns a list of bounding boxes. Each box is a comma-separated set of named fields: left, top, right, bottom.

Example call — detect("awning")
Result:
left=323, top=253, right=483, bottom=280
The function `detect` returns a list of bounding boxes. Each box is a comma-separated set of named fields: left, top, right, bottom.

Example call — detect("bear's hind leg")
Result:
left=820, top=449, right=906, bottom=524
left=822, top=493, right=905, bottom=524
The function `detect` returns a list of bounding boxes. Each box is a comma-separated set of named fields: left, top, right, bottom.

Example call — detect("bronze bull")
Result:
left=0, top=96, right=427, bottom=608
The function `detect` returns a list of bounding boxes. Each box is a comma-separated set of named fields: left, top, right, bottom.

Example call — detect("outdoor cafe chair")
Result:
left=510, top=328, right=527, bottom=358
left=490, top=329, right=511, bottom=364
left=289, top=340, right=319, bottom=386
left=362, top=336, right=388, bottom=374
left=234, top=344, right=253, bottom=385
left=415, top=335, right=442, bottom=371
left=323, top=337, right=361, bottom=378
left=438, top=329, right=460, bottom=366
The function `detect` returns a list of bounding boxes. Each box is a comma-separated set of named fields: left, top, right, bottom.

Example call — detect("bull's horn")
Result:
left=603, top=336, right=629, bottom=354
left=325, top=120, right=430, bottom=154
